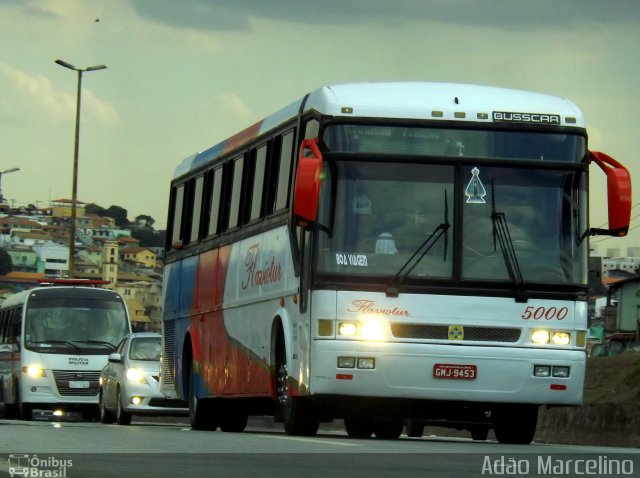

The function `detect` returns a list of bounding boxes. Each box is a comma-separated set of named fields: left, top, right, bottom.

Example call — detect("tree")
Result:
left=105, top=205, right=129, bottom=227
left=85, top=203, right=106, bottom=216
left=135, top=214, right=155, bottom=228
left=131, top=228, right=166, bottom=248
left=0, top=248, right=12, bottom=275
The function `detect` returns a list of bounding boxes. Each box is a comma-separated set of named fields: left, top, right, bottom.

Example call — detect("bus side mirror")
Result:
left=293, top=138, right=322, bottom=228
left=589, top=151, right=632, bottom=237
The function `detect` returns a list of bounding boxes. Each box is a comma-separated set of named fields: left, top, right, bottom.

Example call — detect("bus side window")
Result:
left=275, top=131, right=294, bottom=212
left=227, top=155, right=244, bottom=230
left=248, top=144, right=268, bottom=223
left=169, top=184, right=185, bottom=249
left=205, top=167, right=223, bottom=237
left=188, top=175, right=204, bottom=243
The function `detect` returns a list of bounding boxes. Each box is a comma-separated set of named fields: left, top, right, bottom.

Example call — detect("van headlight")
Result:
left=23, top=365, right=46, bottom=378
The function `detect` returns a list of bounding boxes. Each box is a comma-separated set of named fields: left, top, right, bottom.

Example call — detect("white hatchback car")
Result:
left=99, top=332, right=187, bottom=425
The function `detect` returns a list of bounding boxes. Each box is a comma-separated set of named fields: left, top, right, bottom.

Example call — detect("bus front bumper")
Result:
left=310, top=341, right=585, bottom=406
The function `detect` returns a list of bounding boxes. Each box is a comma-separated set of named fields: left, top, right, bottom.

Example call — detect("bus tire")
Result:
left=188, top=365, right=218, bottom=431
left=218, top=400, right=248, bottom=432
left=493, top=405, right=538, bottom=445
left=373, top=418, right=403, bottom=439
left=277, top=363, right=319, bottom=436
left=99, top=390, right=115, bottom=424
left=470, top=425, right=490, bottom=441
left=116, top=388, right=132, bottom=425
left=405, top=419, right=424, bottom=438
left=344, top=417, right=373, bottom=438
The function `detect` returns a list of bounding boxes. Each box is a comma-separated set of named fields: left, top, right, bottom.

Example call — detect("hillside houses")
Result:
left=0, top=204, right=163, bottom=331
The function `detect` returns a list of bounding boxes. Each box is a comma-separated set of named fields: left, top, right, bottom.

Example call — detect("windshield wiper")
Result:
left=490, top=184, right=528, bottom=303
left=74, top=340, right=116, bottom=349
left=29, top=340, right=81, bottom=350
left=386, top=191, right=450, bottom=297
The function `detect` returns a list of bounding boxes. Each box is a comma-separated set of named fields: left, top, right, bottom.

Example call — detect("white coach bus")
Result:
left=161, top=82, right=631, bottom=444
left=0, top=280, right=131, bottom=420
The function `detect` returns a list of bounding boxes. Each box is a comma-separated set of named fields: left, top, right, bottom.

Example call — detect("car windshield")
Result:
left=129, top=337, right=161, bottom=361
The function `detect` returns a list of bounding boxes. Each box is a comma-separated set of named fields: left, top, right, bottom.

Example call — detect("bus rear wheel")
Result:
left=277, top=363, right=319, bottom=436
left=344, top=417, right=373, bottom=438
left=373, top=418, right=403, bottom=439
left=218, top=400, right=248, bottom=432
left=188, top=365, right=218, bottom=431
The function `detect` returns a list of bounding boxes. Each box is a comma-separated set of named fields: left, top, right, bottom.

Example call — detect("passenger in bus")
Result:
left=374, top=232, right=399, bottom=254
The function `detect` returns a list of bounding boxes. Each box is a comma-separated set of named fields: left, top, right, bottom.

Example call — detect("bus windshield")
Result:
left=24, top=298, right=129, bottom=353
left=314, top=159, right=587, bottom=286
left=323, top=124, right=586, bottom=162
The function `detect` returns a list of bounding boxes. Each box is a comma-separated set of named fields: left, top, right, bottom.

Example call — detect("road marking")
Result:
left=260, top=435, right=362, bottom=447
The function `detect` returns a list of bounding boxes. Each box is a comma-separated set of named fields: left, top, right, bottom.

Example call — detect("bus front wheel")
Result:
left=276, top=362, right=319, bottom=436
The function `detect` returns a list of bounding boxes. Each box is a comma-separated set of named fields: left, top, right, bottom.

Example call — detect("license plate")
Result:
left=433, top=363, right=477, bottom=380
left=69, top=380, right=90, bottom=389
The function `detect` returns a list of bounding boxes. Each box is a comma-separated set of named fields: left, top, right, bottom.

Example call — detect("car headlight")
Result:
left=23, top=365, right=46, bottom=378
left=126, top=368, right=146, bottom=383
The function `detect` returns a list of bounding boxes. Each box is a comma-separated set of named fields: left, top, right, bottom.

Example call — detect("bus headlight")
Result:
left=23, top=365, right=46, bottom=378
left=552, top=332, right=571, bottom=346
left=531, top=329, right=550, bottom=344
left=337, top=317, right=388, bottom=341
left=359, top=317, right=386, bottom=341
left=126, top=368, right=146, bottom=383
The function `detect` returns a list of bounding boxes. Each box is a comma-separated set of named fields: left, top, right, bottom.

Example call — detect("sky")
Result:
left=0, top=0, right=639, bottom=253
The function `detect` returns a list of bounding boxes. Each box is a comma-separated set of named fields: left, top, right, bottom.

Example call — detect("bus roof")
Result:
left=174, top=81, right=585, bottom=179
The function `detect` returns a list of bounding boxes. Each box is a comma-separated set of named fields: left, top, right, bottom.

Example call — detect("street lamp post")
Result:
left=0, top=167, right=20, bottom=204
left=55, top=59, right=106, bottom=278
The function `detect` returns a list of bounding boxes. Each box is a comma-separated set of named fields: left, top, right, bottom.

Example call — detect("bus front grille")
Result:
left=52, top=370, right=101, bottom=396
left=391, top=324, right=521, bottom=342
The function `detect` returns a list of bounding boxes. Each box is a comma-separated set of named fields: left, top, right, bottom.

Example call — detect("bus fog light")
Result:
left=534, top=365, right=551, bottom=377
left=337, top=357, right=356, bottom=368
left=357, top=358, right=375, bottom=370
left=531, top=330, right=550, bottom=344
left=552, top=366, right=570, bottom=378
left=552, top=332, right=571, bottom=346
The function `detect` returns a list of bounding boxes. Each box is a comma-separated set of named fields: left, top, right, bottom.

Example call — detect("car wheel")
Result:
left=99, top=390, right=115, bottom=424
left=116, top=388, right=132, bottom=426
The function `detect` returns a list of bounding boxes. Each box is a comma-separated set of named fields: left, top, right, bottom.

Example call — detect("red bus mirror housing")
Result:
left=294, top=138, right=323, bottom=227
left=590, top=151, right=632, bottom=237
